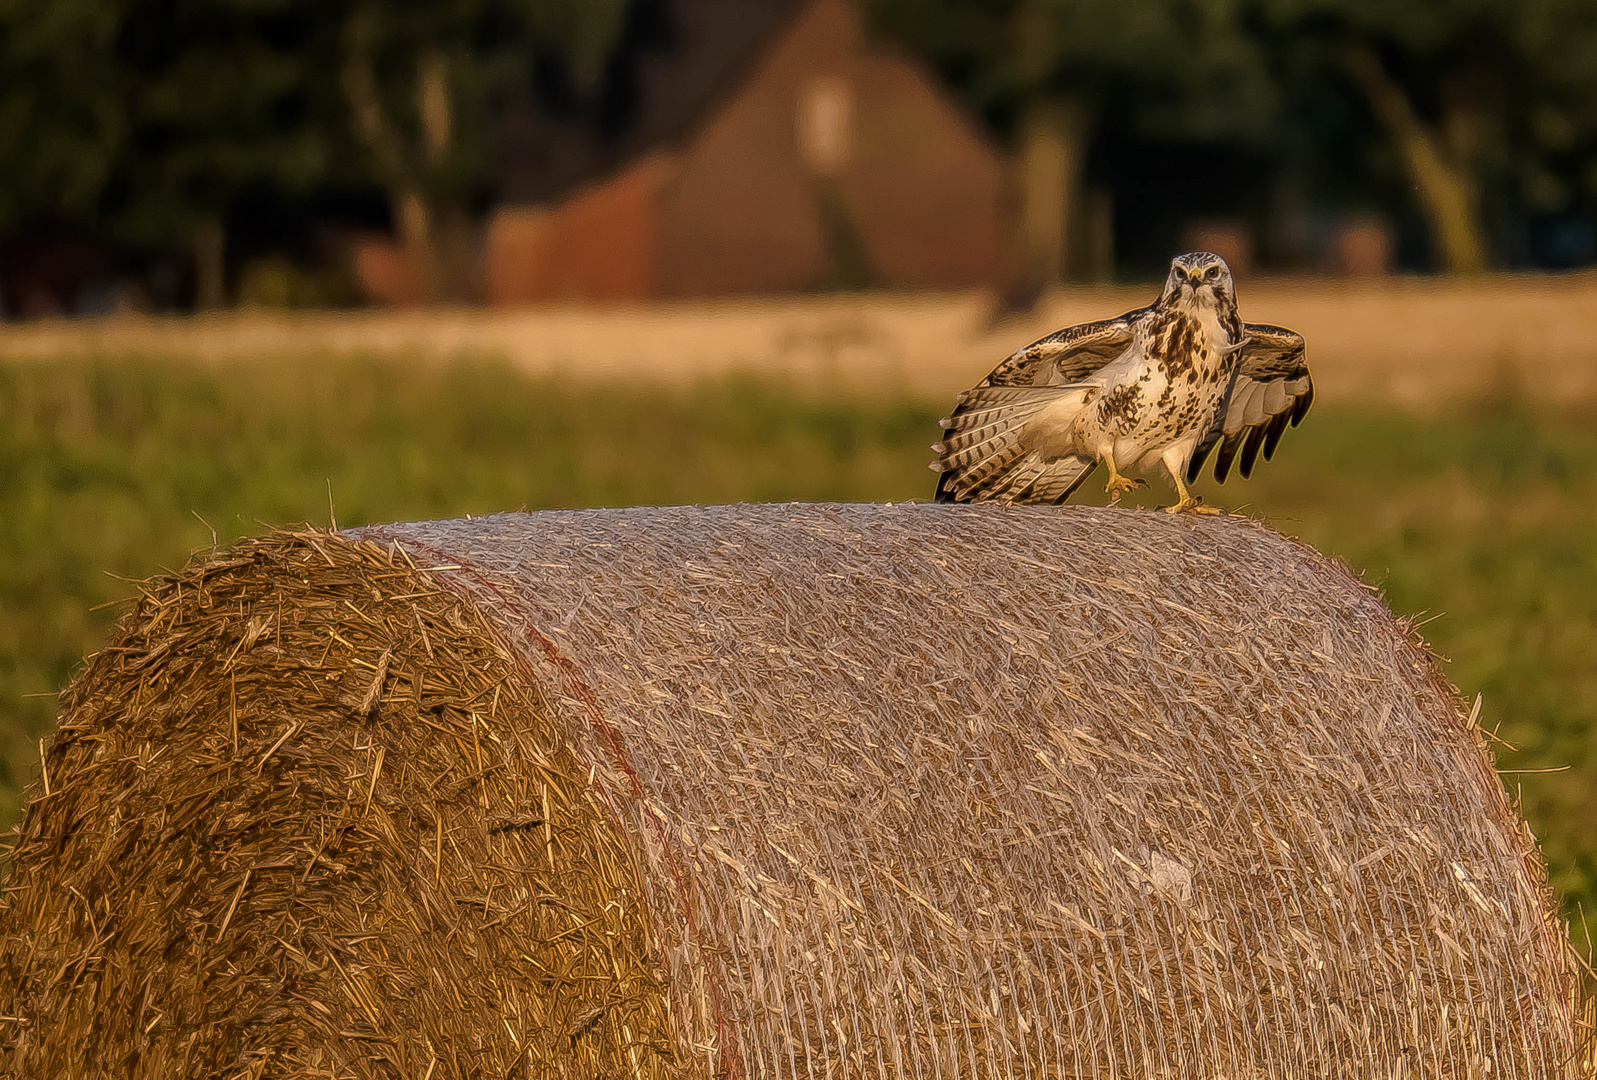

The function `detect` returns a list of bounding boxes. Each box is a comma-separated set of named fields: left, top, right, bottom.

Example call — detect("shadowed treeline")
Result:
left=3, top=0, right=1595, bottom=314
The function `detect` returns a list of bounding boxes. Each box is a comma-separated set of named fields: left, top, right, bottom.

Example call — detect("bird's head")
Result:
left=1159, top=251, right=1235, bottom=311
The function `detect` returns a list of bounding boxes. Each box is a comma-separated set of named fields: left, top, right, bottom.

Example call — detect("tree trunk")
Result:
left=415, top=49, right=470, bottom=302
left=193, top=215, right=227, bottom=311
left=418, top=50, right=451, bottom=166
left=1341, top=43, right=1489, bottom=273
left=393, top=189, right=442, bottom=303
left=342, top=12, right=452, bottom=301
left=1016, top=97, right=1092, bottom=291
left=1082, top=186, right=1115, bottom=282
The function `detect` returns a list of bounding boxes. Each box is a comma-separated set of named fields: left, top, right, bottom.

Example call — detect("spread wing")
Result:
left=932, top=310, right=1143, bottom=502
left=976, top=308, right=1147, bottom=387
left=1186, top=323, right=1313, bottom=484
left=931, top=384, right=1099, bottom=503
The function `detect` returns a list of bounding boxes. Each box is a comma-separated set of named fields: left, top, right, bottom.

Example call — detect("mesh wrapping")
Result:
left=0, top=503, right=1587, bottom=1078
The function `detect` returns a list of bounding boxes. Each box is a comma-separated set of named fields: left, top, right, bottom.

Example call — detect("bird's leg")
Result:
left=1101, top=449, right=1147, bottom=503
left=1163, top=463, right=1222, bottom=515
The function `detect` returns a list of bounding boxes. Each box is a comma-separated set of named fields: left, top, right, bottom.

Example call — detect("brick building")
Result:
left=482, top=0, right=1008, bottom=303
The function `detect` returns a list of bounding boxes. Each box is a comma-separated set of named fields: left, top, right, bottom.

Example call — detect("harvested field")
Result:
left=3, top=274, right=1597, bottom=407
left=0, top=505, right=1589, bottom=1078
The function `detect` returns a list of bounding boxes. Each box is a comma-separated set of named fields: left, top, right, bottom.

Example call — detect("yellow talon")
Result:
left=1101, top=453, right=1147, bottom=504
left=1164, top=473, right=1223, bottom=514
left=1105, top=476, right=1148, bottom=502
left=1166, top=496, right=1223, bottom=515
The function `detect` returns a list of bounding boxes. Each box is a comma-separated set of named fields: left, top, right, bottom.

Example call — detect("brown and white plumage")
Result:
left=931, top=252, right=1312, bottom=512
left=1185, top=322, right=1314, bottom=485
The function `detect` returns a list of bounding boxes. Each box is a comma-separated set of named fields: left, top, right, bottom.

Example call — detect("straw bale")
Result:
left=0, top=503, right=1588, bottom=1079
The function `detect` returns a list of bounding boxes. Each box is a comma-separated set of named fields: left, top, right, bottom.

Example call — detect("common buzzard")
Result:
left=931, top=252, right=1312, bottom=513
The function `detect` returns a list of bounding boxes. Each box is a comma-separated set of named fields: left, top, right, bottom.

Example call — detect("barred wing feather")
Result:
left=932, top=384, right=1097, bottom=503
left=978, top=312, right=1142, bottom=387
left=1187, top=323, right=1313, bottom=484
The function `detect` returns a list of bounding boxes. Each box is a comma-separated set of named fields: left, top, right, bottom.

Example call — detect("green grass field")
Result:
left=2, top=354, right=1593, bottom=940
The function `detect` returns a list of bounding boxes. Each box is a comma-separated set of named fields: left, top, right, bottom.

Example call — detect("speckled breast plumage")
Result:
left=1093, top=309, right=1235, bottom=451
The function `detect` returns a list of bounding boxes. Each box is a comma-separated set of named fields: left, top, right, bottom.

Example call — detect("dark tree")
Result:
left=867, top=0, right=1273, bottom=288
left=336, top=0, right=629, bottom=300
left=1252, top=0, right=1597, bottom=271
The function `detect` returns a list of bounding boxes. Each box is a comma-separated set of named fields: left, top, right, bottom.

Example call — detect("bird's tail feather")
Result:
left=932, top=384, right=1096, bottom=503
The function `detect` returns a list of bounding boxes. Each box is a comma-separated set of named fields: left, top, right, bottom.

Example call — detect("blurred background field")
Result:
left=5, top=272, right=1597, bottom=407
left=2, top=347, right=1594, bottom=940
left=5, top=0, right=1597, bottom=314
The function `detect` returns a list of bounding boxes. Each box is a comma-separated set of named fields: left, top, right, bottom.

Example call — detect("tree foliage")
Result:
left=1, top=0, right=1595, bottom=301
left=0, top=0, right=125, bottom=233
left=870, top=0, right=1597, bottom=273
left=0, top=0, right=633, bottom=303
left=1249, top=0, right=1597, bottom=268
left=867, top=0, right=1275, bottom=144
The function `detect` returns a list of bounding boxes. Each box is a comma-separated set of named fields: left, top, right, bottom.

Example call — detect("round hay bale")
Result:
left=0, top=504, right=1588, bottom=1078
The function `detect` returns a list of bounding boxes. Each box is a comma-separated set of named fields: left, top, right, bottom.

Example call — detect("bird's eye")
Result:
left=1206, top=265, right=1220, bottom=279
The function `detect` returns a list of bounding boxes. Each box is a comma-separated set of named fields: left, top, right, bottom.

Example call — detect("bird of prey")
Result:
left=931, top=252, right=1312, bottom=513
